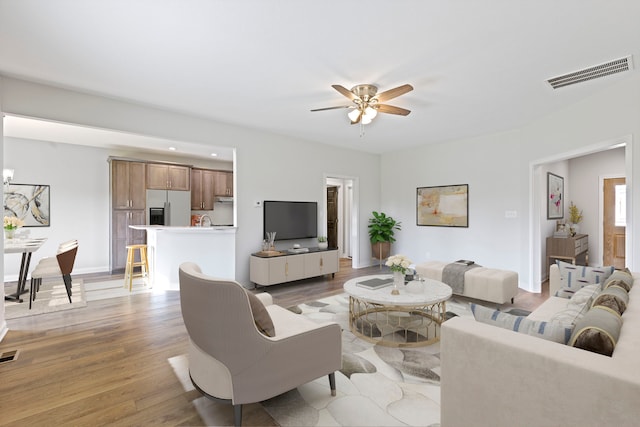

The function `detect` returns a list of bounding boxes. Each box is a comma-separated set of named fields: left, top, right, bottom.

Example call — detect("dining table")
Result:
left=4, top=237, right=48, bottom=302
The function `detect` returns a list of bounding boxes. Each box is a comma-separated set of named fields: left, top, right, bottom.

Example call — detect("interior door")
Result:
left=327, top=186, right=339, bottom=249
left=603, top=177, right=625, bottom=268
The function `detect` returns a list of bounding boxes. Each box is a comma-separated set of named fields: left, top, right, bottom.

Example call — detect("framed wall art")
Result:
left=547, top=172, right=564, bottom=220
left=3, top=183, right=51, bottom=227
left=417, top=184, right=468, bottom=227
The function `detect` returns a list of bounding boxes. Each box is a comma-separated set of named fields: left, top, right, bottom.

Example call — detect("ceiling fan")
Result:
left=311, top=83, right=413, bottom=125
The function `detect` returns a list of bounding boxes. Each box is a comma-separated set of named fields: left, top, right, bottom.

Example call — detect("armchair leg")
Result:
left=328, top=372, right=336, bottom=396
left=233, top=404, right=242, bottom=427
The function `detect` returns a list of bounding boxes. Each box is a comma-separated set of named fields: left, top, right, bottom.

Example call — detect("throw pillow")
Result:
left=246, top=291, right=275, bottom=337
left=566, top=284, right=601, bottom=306
left=470, top=303, right=573, bottom=344
left=556, top=261, right=614, bottom=290
left=569, top=306, right=622, bottom=357
left=603, top=270, right=634, bottom=292
left=592, top=286, right=629, bottom=315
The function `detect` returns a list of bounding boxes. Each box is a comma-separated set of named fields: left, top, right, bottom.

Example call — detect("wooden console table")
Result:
left=546, top=234, right=588, bottom=273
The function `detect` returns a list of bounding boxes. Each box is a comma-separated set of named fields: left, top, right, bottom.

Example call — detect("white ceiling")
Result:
left=1, top=0, right=639, bottom=156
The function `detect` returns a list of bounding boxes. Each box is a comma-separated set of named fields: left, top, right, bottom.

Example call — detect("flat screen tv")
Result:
left=263, top=200, right=318, bottom=241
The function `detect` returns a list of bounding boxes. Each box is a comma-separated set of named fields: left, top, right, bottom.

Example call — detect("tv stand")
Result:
left=250, top=247, right=339, bottom=287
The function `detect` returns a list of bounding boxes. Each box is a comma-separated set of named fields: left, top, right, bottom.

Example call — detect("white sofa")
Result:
left=440, top=265, right=640, bottom=427
left=415, top=260, right=519, bottom=304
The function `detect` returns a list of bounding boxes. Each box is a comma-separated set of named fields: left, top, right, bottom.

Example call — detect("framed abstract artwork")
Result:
left=547, top=172, right=564, bottom=219
left=3, top=183, right=51, bottom=227
left=417, top=184, right=469, bottom=227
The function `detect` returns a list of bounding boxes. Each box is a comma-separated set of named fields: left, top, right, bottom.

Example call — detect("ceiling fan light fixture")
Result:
left=347, top=109, right=361, bottom=122
left=364, top=106, right=377, bottom=120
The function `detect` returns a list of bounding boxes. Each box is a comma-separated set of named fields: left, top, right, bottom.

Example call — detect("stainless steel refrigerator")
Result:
left=146, top=189, right=191, bottom=226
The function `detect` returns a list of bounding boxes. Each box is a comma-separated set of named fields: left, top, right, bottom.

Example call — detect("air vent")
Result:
left=547, top=56, right=633, bottom=89
left=0, top=350, right=19, bottom=365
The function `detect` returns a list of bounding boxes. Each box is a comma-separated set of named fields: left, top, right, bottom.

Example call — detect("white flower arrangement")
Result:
left=386, top=254, right=412, bottom=274
left=4, top=216, right=24, bottom=230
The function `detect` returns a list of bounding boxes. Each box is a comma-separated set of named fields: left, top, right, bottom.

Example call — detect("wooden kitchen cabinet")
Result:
left=112, top=160, right=146, bottom=209
left=213, top=171, right=233, bottom=196
left=112, top=209, right=146, bottom=271
left=146, top=163, right=191, bottom=191
left=191, top=168, right=216, bottom=210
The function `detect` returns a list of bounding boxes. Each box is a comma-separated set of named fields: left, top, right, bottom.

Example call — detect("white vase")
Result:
left=392, top=270, right=404, bottom=295
left=4, top=228, right=15, bottom=239
left=318, top=241, right=328, bottom=250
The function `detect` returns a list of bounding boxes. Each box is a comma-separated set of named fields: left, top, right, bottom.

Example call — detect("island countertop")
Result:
left=130, top=225, right=236, bottom=290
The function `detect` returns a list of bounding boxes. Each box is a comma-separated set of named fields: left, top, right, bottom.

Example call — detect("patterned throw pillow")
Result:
left=470, top=303, right=574, bottom=344
left=556, top=261, right=614, bottom=290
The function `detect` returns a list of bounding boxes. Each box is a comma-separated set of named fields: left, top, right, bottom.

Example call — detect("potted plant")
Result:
left=568, top=202, right=583, bottom=236
left=317, top=236, right=328, bottom=250
left=368, top=211, right=401, bottom=260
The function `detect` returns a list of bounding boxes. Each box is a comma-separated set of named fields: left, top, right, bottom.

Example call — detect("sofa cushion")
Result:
left=556, top=261, right=614, bottom=292
left=247, top=291, right=275, bottom=337
left=603, top=269, right=634, bottom=291
left=592, top=286, right=629, bottom=315
left=569, top=306, right=622, bottom=357
left=470, top=303, right=573, bottom=344
left=568, top=284, right=601, bottom=306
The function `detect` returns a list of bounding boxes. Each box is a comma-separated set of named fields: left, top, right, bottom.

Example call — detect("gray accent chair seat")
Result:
left=179, top=262, right=342, bottom=426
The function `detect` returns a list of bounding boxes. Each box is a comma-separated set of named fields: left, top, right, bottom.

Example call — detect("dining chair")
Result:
left=29, top=243, right=78, bottom=309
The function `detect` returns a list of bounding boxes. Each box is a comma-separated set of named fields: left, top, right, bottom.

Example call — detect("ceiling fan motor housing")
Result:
left=351, top=84, right=378, bottom=100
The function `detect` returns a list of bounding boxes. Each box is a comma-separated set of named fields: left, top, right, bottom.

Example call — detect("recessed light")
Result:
left=210, top=153, right=218, bottom=157
left=169, top=147, right=177, bottom=151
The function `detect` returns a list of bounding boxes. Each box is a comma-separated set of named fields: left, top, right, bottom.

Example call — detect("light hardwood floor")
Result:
left=0, top=259, right=548, bottom=426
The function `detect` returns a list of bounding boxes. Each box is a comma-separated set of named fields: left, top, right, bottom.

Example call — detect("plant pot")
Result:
left=318, top=241, right=328, bottom=250
left=371, top=241, right=390, bottom=260
left=4, top=228, right=15, bottom=239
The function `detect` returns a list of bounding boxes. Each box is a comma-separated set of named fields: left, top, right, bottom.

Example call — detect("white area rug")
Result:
left=4, top=279, right=86, bottom=319
left=169, top=294, right=475, bottom=427
left=84, top=278, right=153, bottom=301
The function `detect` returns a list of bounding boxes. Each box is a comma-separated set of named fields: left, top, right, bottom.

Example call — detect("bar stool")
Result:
left=124, top=244, right=149, bottom=291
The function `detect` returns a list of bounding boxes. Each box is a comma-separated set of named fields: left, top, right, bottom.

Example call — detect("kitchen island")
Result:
left=130, top=225, right=236, bottom=290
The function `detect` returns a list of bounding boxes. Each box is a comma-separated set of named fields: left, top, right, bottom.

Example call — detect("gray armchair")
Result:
left=179, top=262, right=342, bottom=426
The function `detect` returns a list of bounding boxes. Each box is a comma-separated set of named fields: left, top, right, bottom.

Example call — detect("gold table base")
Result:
left=348, top=296, right=447, bottom=347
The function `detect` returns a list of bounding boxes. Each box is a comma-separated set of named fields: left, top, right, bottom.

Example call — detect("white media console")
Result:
left=250, top=247, right=339, bottom=287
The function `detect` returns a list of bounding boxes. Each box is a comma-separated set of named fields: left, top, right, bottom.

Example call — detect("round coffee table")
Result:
left=343, top=274, right=452, bottom=347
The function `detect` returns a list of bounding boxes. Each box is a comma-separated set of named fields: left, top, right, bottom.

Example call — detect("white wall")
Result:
left=0, top=77, right=382, bottom=290
left=381, top=73, right=640, bottom=292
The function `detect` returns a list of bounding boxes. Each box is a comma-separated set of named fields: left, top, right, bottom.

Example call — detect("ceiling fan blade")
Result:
left=332, top=84, right=358, bottom=101
left=375, top=84, right=414, bottom=103
left=377, top=104, right=411, bottom=116
left=310, top=105, right=352, bottom=112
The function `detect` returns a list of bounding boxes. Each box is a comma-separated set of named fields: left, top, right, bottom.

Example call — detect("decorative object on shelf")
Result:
left=568, top=201, right=583, bottom=237
left=554, top=220, right=569, bottom=238
left=317, top=236, right=328, bottom=250
left=368, top=211, right=401, bottom=260
left=417, top=184, right=469, bottom=227
left=547, top=172, right=564, bottom=219
left=3, top=184, right=50, bottom=227
left=265, top=231, right=276, bottom=251
left=4, top=215, right=24, bottom=239
left=386, top=254, right=412, bottom=295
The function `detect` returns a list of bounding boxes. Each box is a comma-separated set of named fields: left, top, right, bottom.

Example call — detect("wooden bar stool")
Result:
left=124, top=244, right=149, bottom=291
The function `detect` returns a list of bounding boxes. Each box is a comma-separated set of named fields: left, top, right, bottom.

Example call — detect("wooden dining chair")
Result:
left=29, top=243, right=78, bottom=309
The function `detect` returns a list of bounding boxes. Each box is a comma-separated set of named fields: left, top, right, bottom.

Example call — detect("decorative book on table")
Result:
left=356, top=277, right=393, bottom=290
left=455, top=259, right=475, bottom=266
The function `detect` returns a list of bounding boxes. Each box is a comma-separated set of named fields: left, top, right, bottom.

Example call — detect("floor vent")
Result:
left=0, top=350, right=20, bottom=365
left=547, top=56, right=632, bottom=89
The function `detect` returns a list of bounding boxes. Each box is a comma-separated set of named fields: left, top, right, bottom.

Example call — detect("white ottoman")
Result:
left=415, top=260, right=519, bottom=304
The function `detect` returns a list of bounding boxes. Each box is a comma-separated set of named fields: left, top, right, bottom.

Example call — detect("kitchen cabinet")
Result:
left=146, top=163, right=191, bottom=191
left=112, top=210, right=146, bottom=271
left=112, top=160, right=146, bottom=209
left=213, top=171, right=233, bottom=196
left=250, top=248, right=339, bottom=286
left=191, top=168, right=216, bottom=210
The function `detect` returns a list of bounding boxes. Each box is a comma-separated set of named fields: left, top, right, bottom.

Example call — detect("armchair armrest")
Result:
left=254, top=292, right=273, bottom=306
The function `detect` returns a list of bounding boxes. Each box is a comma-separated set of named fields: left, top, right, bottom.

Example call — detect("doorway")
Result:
left=603, top=177, right=626, bottom=268
left=324, top=175, right=358, bottom=267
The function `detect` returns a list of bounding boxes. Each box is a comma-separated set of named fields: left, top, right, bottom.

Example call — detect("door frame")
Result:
left=529, top=134, right=632, bottom=293
left=599, top=174, right=625, bottom=267
left=323, top=174, right=359, bottom=267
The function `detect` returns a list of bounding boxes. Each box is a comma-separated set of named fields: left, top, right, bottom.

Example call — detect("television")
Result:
left=263, top=200, right=318, bottom=241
